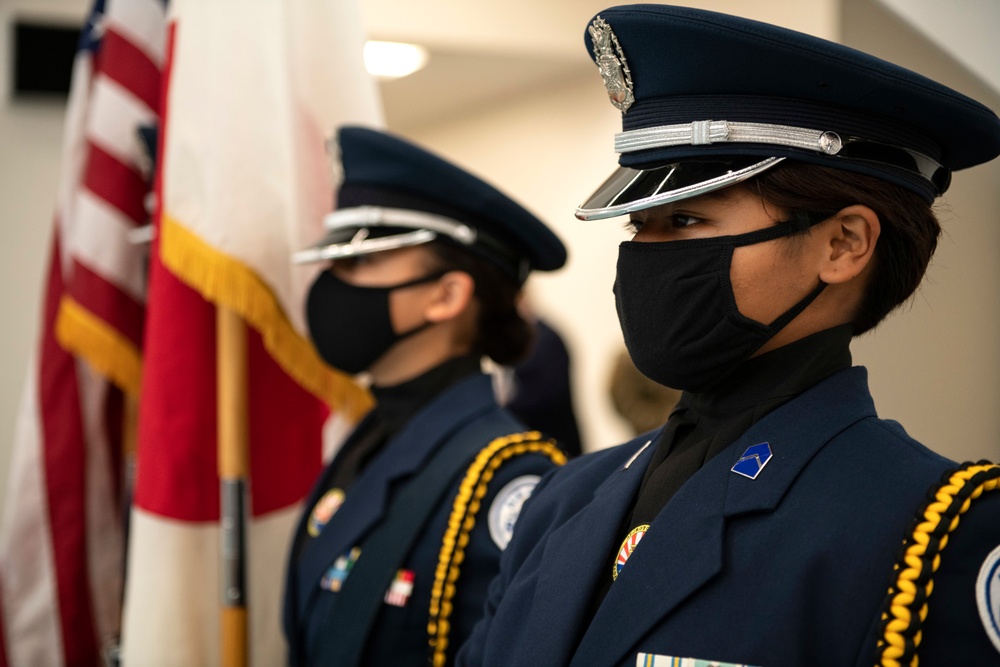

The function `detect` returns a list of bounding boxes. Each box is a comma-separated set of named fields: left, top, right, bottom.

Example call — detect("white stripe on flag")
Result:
left=77, top=363, right=124, bottom=648
left=121, top=505, right=302, bottom=666
left=55, top=59, right=95, bottom=276
left=121, top=511, right=218, bottom=666
left=71, top=190, right=148, bottom=303
left=0, top=362, right=64, bottom=666
left=106, top=0, right=169, bottom=66
left=86, top=75, right=157, bottom=167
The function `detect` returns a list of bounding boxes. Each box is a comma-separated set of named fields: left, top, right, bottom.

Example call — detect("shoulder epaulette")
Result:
left=876, top=461, right=1000, bottom=667
left=427, top=431, right=566, bottom=667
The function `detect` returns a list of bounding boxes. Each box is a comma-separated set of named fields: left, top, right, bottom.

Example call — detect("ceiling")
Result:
left=377, top=48, right=594, bottom=131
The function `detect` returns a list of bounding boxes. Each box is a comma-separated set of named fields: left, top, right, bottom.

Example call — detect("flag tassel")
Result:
left=217, top=307, right=249, bottom=667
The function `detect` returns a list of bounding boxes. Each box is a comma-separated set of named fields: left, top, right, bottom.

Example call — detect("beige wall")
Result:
left=0, top=0, right=85, bottom=508
left=844, top=0, right=1000, bottom=462
left=408, top=75, right=636, bottom=450
left=403, top=0, right=1000, bottom=459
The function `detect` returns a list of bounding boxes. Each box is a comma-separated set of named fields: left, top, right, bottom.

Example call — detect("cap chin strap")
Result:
left=293, top=229, right=437, bottom=264
left=615, top=119, right=948, bottom=191
left=324, top=206, right=478, bottom=245
left=616, top=120, right=847, bottom=154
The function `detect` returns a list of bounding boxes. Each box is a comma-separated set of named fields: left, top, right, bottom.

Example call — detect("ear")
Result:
left=423, top=271, right=476, bottom=322
left=816, top=205, right=880, bottom=285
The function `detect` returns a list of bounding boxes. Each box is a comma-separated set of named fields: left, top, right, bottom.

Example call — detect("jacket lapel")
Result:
left=570, top=447, right=730, bottom=666
left=511, top=437, right=657, bottom=667
left=722, top=367, right=876, bottom=518
left=572, top=367, right=877, bottom=666
left=282, top=410, right=374, bottom=641
left=293, top=374, right=498, bottom=617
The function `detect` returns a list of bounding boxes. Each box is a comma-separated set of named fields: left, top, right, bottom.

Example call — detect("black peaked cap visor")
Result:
left=576, top=156, right=782, bottom=220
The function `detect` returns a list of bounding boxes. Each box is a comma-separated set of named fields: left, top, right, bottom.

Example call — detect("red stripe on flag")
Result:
left=134, top=248, right=325, bottom=521
left=82, top=142, right=149, bottom=225
left=39, top=239, right=99, bottom=667
left=97, top=27, right=161, bottom=112
left=69, top=259, right=145, bottom=348
left=134, top=244, right=218, bottom=521
left=247, top=327, right=325, bottom=516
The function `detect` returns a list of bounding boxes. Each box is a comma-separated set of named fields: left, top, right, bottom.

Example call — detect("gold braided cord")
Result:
left=427, top=432, right=566, bottom=667
left=876, top=462, right=1000, bottom=667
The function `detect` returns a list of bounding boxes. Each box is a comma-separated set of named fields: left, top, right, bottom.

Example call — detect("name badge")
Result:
left=636, top=654, right=760, bottom=667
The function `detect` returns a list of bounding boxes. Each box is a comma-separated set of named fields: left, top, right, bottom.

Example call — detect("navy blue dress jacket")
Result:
left=458, top=367, right=1000, bottom=667
left=284, top=373, right=563, bottom=666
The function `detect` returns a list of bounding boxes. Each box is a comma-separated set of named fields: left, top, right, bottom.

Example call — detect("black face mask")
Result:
left=614, top=222, right=826, bottom=393
left=306, top=270, right=445, bottom=374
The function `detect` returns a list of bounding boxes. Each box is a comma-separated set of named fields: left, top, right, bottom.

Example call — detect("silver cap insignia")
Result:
left=589, top=16, right=634, bottom=114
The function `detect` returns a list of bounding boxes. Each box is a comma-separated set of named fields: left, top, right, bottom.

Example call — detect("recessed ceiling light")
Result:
left=364, top=41, right=429, bottom=80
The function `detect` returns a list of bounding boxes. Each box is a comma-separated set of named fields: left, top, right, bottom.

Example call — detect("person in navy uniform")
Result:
left=284, top=126, right=568, bottom=666
left=458, top=6, right=1000, bottom=667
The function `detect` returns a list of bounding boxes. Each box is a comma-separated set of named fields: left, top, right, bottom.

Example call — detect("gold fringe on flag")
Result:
left=55, top=295, right=143, bottom=397
left=160, top=214, right=373, bottom=421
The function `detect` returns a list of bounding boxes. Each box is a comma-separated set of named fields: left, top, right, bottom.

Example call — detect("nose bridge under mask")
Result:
left=613, top=221, right=825, bottom=392
left=305, top=269, right=446, bottom=375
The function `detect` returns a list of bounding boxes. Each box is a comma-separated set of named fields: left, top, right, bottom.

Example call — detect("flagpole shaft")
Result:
left=217, top=306, right=249, bottom=667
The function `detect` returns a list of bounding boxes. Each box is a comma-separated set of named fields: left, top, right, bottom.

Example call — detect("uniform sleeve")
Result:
left=917, top=490, right=1000, bottom=666
left=454, top=462, right=561, bottom=666
left=439, top=449, right=563, bottom=664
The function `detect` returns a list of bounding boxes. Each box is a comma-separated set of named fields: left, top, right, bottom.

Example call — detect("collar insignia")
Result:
left=731, top=442, right=773, bottom=480
left=589, top=16, right=634, bottom=114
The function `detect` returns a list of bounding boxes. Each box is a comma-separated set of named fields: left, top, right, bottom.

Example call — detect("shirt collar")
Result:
left=371, top=355, right=483, bottom=435
left=682, top=324, right=854, bottom=420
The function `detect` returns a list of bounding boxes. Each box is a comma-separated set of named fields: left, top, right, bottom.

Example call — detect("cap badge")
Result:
left=589, top=16, right=634, bottom=114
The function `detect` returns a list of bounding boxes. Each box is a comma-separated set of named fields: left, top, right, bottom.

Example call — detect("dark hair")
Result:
left=425, top=242, right=535, bottom=365
left=745, top=161, right=941, bottom=335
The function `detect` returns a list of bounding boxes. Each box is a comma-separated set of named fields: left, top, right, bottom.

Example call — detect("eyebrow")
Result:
left=691, top=188, right=736, bottom=203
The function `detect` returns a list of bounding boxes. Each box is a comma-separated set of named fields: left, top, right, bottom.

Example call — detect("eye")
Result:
left=624, top=219, right=643, bottom=234
left=671, top=214, right=701, bottom=228
left=331, top=254, right=372, bottom=273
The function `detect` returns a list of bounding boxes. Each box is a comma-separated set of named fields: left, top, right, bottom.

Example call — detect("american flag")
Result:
left=384, top=569, right=416, bottom=608
left=0, top=0, right=166, bottom=664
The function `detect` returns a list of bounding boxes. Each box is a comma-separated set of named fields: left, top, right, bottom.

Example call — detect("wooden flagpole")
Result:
left=217, top=306, right=249, bottom=667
